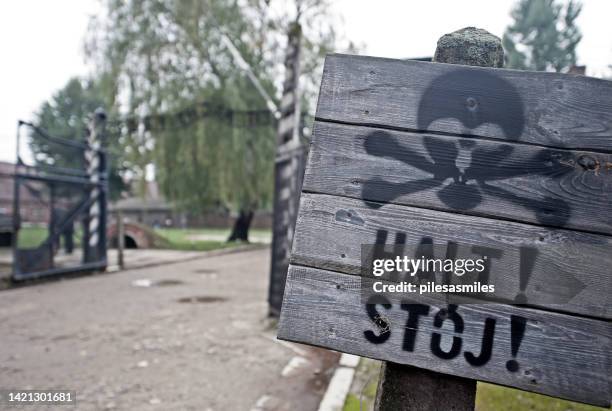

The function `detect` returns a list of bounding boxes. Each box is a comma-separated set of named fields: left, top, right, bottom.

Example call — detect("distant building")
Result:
left=0, top=161, right=272, bottom=246
left=110, top=180, right=271, bottom=229
left=111, top=181, right=174, bottom=227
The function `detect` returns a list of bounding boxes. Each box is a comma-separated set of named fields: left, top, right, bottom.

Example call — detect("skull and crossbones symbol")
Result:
left=361, top=69, right=573, bottom=227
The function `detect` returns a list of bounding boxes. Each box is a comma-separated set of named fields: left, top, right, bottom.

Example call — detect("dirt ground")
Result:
left=0, top=248, right=339, bottom=410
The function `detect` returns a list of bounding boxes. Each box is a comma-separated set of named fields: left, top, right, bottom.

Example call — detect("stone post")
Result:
left=433, top=27, right=504, bottom=68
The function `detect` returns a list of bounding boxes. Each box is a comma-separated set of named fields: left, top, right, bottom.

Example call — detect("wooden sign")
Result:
left=278, top=54, right=612, bottom=407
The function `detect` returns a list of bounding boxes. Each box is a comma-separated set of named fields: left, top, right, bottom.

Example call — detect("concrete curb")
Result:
left=317, top=353, right=360, bottom=411
left=107, top=243, right=269, bottom=273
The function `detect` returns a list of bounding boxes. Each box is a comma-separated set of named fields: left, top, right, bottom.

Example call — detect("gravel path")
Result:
left=0, top=248, right=338, bottom=410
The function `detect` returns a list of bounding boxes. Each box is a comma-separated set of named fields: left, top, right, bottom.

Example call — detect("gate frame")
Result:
left=11, top=111, right=109, bottom=281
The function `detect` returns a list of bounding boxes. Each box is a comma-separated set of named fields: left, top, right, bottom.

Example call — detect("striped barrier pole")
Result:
left=84, top=108, right=108, bottom=265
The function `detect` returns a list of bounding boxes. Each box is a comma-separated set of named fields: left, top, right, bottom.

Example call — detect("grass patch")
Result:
left=154, top=228, right=240, bottom=251
left=154, top=228, right=227, bottom=242
left=15, top=226, right=267, bottom=252
left=155, top=227, right=270, bottom=251
left=156, top=227, right=270, bottom=240
left=343, top=394, right=361, bottom=411
left=476, top=382, right=610, bottom=411
left=343, top=358, right=380, bottom=411
left=342, top=362, right=609, bottom=411
left=16, top=226, right=48, bottom=248
left=16, top=226, right=84, bottom=249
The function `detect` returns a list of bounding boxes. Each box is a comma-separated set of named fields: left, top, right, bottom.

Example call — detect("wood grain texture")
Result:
left=280, top=54, right=612, bottom=405
left=291, top=193, right=612, bottom=319
left=304, top=121, right=612, bottom=235
left=316, top=54, right=612, bottom=152
left=278, top=265, right=612, bottom=407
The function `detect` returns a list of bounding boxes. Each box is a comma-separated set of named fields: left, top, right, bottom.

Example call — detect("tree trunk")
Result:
left=227, top=209, right=254, bottom=242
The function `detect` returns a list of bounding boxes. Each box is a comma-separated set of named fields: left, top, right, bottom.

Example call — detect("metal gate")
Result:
left=11, top=109, right=108, bottom=281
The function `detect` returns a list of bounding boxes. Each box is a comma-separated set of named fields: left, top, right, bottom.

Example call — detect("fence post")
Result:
left=268, top=21, right=304, bottom=316
left=373, top=27, right=504, bottom=411
left=117, top=210, right=125, bottom=270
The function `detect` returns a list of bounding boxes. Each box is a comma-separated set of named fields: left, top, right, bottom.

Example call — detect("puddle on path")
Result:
left=177, top=296, right=227, bottom=304
left=132, top=278, right=185, bottom=287
left=193, top=269, right=217, bottom=274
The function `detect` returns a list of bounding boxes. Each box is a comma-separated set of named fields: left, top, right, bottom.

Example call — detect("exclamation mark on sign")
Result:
left=506, top=315, right=527, bottom=372
left=515, top=246, right=538, bottom=304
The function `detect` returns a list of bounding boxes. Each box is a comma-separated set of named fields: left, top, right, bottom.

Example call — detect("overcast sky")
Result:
left=1, top=0, right=611, bottom=163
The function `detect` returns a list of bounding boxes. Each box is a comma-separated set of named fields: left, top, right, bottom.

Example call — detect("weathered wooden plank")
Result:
left=278, top=265, right=612, bottom=407
left=304, top=121, right=612, bottom=235
left=290, top=193, right=612, bottom=319
left=316, top=54, right=612, bottom=152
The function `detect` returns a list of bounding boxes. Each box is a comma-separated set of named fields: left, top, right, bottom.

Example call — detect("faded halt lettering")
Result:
left=277, top=54, right=612, bottom=407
